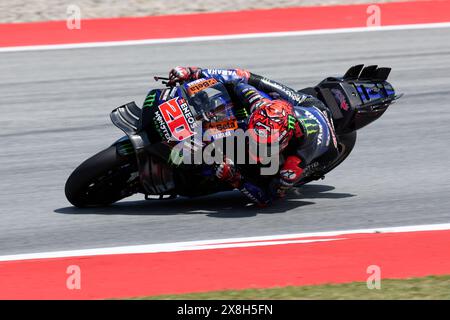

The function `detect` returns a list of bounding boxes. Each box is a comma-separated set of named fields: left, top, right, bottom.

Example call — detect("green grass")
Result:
left=133, top=275, right=450, bottom=300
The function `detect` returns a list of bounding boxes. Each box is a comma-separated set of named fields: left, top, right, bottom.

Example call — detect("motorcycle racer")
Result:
left=168, top=66, right=339, bottom=206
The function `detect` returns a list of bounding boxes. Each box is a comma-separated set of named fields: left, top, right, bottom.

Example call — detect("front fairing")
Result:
left=141, top=81, right=239, bottom=146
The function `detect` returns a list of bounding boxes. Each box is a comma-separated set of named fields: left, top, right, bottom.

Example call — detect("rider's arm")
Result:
left=195, top=68, right=251, bottom=84
left=198, top=68, right=308, bottom=105
left=170, top=66, right=310, bottom=107
left=197, top=69, right=315, bottom=110
left=169, top=66, right=250, bottom=85
left=246, top=73, right=312, bottom=106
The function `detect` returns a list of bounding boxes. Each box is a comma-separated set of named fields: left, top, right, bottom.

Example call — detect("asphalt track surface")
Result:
left=1, top=27, right=450, bottom=256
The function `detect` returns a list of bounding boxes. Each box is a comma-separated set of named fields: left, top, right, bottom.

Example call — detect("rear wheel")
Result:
left=65, top=146, right=138, bottom=208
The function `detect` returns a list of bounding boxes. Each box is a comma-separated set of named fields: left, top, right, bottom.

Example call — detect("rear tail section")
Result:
left=307, top=65, right=403, bottom=134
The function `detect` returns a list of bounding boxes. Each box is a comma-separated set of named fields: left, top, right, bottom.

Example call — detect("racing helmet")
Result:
left=247, top=100, right=298, bottom=162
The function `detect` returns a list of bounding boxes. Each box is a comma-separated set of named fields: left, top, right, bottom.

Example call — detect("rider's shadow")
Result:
left=54, top=184, right=354, bottom=218
left=296, top=184, right=356, bottom=200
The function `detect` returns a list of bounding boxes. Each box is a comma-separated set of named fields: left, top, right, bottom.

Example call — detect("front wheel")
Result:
left=65, top=146, right=138, bottom=208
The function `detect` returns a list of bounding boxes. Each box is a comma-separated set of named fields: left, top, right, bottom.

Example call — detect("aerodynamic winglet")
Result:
left=343, top=64, right=364, bottom=80
left=359, top=65, right=378, bottom=80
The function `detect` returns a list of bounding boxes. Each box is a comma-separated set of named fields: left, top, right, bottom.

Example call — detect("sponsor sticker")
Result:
left=143, top=92, right=157, bottom=109
left=332, top=88, right=350, bottom=111
left=155, top=98, right=197, bottom=141
left=187, top=78, right=218, bottom=96
left=204, top=119, right=238, bottom=132
left=204, top=118, right=238, bottom=140
left=321, top=110, right=338, bottom=148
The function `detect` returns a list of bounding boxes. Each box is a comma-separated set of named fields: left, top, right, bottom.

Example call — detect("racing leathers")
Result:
left=168, top=66, right=339, bottom=206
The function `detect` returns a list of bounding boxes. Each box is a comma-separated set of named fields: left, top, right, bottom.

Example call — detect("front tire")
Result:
left=65, top=146, right=138, bottom=208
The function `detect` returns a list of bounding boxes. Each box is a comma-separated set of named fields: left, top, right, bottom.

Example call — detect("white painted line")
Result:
left=1, top=22, right=450, bottom=53
left=0, top=239, right=344, bottom=262
left=0, top=223, right=449, bottom=262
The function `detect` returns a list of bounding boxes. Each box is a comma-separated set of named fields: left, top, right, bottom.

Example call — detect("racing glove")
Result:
left=215, top=158, right=272, bottom=207
left=168, top=66, right=200, bottom=85
left=273, top=155, right=303, bottom=198
left=215, top=158, right=242, bottom=189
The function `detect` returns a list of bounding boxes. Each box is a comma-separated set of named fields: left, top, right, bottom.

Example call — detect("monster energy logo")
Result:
left=235, top=108, right=248, bottom=119
left=143, top=93, right=157, bottom=108
left=117, top=141, right=134, bottom=155
left=288, top=115, right=296, bottom=130
left=299, top=118, right=319, bottom=135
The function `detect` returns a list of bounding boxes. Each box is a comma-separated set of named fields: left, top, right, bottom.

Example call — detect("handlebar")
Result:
left=154, top=76, right=181, bottom=87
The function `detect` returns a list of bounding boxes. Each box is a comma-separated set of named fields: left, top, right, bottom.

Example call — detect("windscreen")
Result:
left=186, top=82, right=233, bottom=118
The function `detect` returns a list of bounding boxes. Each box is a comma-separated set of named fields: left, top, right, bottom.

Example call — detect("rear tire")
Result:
left=65, top=146, right=138, bottom=208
